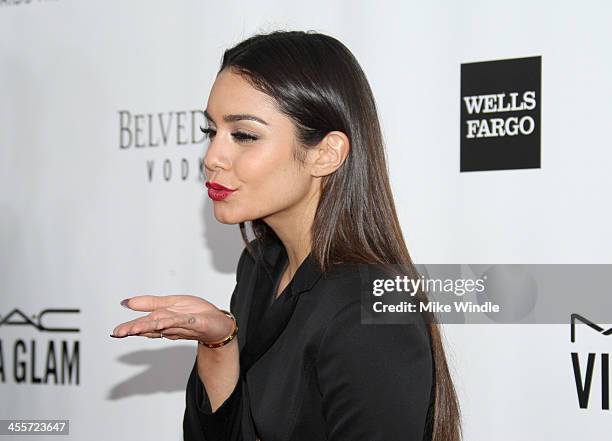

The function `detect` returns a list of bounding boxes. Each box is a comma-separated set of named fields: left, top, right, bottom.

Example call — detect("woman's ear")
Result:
left=309, top=131, right=350, bottom=177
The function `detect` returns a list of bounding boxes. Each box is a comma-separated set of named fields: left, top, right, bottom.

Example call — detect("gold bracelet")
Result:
left=198, top=309, right=238, bottom=348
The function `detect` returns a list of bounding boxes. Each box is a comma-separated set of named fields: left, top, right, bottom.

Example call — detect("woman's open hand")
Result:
left=110, top=294, right=234, bottom=344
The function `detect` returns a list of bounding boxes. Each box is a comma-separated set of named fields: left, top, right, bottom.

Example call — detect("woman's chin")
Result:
left=213, top=214, right=240, bottom=225
left=212, top=208, right=247, bottom=225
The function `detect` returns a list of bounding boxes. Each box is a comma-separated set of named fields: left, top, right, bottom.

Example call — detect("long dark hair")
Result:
left=217, top=29, right=461, bottom=441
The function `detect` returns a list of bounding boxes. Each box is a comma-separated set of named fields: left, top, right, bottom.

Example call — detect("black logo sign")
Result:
left=569, top=313, right=611, bottom=410
left=460, top=56, right=541, bottom=172
left=570, top=313, right=612, bottom=343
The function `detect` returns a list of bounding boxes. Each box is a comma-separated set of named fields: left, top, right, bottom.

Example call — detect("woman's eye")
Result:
left=200, top=125, right=216, bottom=139
left=199, top=126, right=258, bottom=144
left=232, top=131, right=259, bottom=143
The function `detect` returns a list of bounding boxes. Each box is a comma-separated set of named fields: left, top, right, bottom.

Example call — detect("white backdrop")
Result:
left=1, top=0, right=611, bottom=439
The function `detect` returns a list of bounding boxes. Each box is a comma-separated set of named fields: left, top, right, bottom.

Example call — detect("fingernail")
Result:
left=120, top=298, right=130, bottom=308
left=110, top=334, right=125, bottom=338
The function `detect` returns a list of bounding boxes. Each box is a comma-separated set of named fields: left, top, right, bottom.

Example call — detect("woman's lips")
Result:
left=205, top=181, right=236, bottom=201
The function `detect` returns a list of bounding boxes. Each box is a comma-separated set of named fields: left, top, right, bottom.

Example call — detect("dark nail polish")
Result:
left=120, top=298, right=130, bottom=308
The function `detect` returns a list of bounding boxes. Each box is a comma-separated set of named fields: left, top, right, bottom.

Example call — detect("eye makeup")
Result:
left=199, top=125, right=259, bottom=143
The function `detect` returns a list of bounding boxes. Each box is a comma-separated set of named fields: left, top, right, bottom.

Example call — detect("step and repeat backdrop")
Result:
left=1, top=1, right=611, bottom=439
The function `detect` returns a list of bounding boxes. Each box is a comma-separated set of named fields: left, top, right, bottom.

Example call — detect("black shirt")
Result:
left=183, top=238, right=434, bottom=441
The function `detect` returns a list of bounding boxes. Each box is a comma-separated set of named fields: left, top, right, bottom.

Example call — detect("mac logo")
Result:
left=0, top=308, right=81, bottom=385
left=570, top=313, right=611, bottom=410
left=0, top=308, right=80, bottom=332
left=570, top=313, right=612, bottom=343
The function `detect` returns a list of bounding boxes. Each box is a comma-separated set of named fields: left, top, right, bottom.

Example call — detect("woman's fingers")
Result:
left=139, top=327, right=201, bottom=340
left=122, top=314, right=203, bottom=336
left=111, top=309, right=202, bottom=337
left=121, top=295, right=182, bottom=312
left=112, top=313, right=168, bottom=337
left=112, top=316, right=152, bottom=336
left=110, top=296, right=218, bottom=341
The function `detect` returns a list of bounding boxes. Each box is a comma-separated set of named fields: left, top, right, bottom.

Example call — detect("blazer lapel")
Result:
left=239, top=239, right=323, bottom=375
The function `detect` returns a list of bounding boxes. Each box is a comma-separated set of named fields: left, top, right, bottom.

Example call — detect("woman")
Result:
left=111, top=30, right=461, bottom=441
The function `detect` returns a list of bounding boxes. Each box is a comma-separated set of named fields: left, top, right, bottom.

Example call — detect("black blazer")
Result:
left=183, top=238, right=434, bottom=441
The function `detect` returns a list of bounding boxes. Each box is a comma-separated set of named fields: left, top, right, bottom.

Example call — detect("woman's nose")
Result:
left=203, top=139, right=231, bottom=175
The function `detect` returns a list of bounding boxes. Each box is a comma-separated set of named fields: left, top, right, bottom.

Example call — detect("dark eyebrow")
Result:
left=203, top=109, right=269, bottom=126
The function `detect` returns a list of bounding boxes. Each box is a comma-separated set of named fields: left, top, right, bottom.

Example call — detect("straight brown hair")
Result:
left=217, top=29, right=461, bottom=441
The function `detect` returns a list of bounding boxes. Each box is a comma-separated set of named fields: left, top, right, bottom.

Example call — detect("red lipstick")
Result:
left=205, top=181, right=237, bottom=201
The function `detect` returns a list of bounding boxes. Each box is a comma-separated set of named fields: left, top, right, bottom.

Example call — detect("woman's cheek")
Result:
left=235, top=153, right=279, bottom=187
